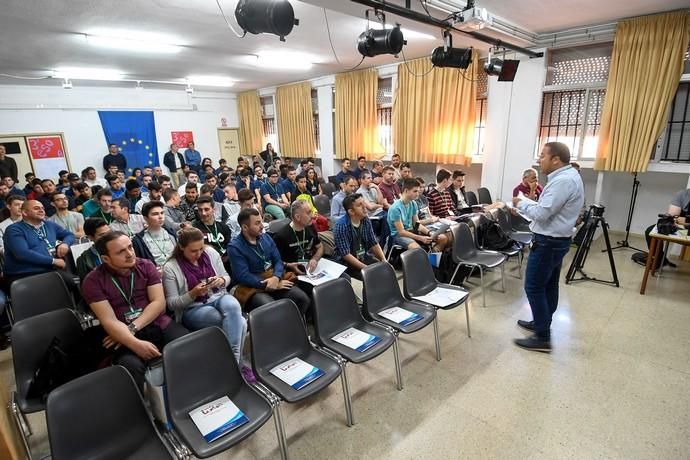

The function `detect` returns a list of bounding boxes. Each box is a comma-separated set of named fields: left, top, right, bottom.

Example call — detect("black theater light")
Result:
left=357, top=11, right=406, bottom=58
left=430, top=31, right=472, bottom=69
left=484, top=49, right=519, bottom=81
left=234, top=0, right=299, bottom=41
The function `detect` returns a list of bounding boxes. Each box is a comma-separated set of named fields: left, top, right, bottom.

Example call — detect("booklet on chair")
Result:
left=270, top=357, right=324, bottom=390
left=189, top=396, right=249, bottom=443
left=332, top=327, right=381, bottom=352
left=378, top=306, right=422, bottom=326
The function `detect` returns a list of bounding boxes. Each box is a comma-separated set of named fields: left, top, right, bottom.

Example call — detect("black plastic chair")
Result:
left=163, top=327, right=287, bottom=459
left=451, top=223, right=506, bottom=308
left=327, top=175, right=338, bottom=185
left=249, top=299, right=354, bottom=426
left=267, top=218, right=291, bottom=236
left=313, top=278, right=403, bottom=393
left=510, top=211, right=531, bottom=232
left=10, top=271, right=76, bottom=322
left=360, top=262, right=441, bottom=361
left=493, top=208, right=534, bottom=246
left=400, top=248, right=471, bottom=338
left=466, top=191, right=479, bottom=206
left=47, top=366, right=175, bottom=460
left=477, top=187, right=493, bottom=205
left=479, top=209, right=525, bottom=279
left=321, top=182, right=337, bottom=198
left=10, top=309, right=84, bottom=458
left=313, top=194, right=331, bottom=217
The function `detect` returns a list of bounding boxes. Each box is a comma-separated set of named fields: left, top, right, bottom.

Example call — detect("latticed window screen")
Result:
left=260, top=96, right=277, bottom=149
left=476, top=59, right=488, bottom=97
left=661, top=82, right=690, bottom=162
left=377, top=77, right=394, bottom=154
left=538, top=90, right=585, bottom=157
left=546, top=44, right=612, bottom=86
left=311, top=89, right=320, bottom=150
left=377, top=77, right=393, bottom=106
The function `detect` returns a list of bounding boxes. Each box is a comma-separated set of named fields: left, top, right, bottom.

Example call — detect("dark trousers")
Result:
left=524, top=234, right=571, bottom=339
left=345, top=255, right=379, bottom=281
left=114, top=321, right=188, bottom=391
left=245, top=285, right=311, bottom=316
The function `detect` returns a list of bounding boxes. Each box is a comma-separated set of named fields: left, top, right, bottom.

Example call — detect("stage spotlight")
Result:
left=484, top=49, right=520, bottom=81
left=430, top=32, right=471, bottom=69
left=234, top=0, right=299, bottom=42
left=358, top=25, right=405, bottom=57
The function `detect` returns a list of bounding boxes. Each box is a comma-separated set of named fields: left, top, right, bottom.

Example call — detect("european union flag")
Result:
left=98, top=111, right=160, bottom=173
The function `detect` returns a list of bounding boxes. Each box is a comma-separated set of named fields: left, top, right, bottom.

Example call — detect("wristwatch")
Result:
left=128, top=322, right=139, bottom=335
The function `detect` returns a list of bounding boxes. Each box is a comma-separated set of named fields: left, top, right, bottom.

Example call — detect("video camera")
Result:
left=589, top=204, right=605, bottom=218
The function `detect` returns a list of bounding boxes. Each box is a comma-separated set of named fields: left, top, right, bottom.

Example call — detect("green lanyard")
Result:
left=250, top=240, right=266, bottom=262
left=26, top=222, right=54, bottom=250
left=100, top=209, right=113, bottom=224
left=351, top=223, right=364, bottom=253
left=110, top=272, right=136, bottom=312
left=146, top=231, right=170, bottom=261
left=291, top=225, right=308, bottom=260
left=203, top=221, right=218, bottom=239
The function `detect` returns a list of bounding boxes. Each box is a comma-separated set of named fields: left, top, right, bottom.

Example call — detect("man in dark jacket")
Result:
left=102, top=143, right=127, bottom=174
left=163, top=143, right=186, bottom=188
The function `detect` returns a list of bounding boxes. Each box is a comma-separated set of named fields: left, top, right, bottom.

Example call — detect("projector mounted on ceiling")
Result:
left=453, top=7, right=493, bottom=31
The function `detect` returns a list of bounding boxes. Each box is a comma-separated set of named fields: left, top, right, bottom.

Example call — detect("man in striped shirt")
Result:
left=426, top=169, right=457, bottom=219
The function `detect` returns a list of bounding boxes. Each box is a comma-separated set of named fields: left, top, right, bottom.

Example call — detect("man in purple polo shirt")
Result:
left=81, top=230, right=187, bottom=390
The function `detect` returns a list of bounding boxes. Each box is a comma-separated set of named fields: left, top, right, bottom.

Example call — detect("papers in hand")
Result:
left=331, top=327, right=381, bottom=353
left=189, top=396, right=249, bottom=443
left=270, top=357, right=324, bottom=390
left=412, top=286, right=468, bottom=308
left=378, top=306, right=422, bottom=326
left=297, top=258, right=347, bottom=286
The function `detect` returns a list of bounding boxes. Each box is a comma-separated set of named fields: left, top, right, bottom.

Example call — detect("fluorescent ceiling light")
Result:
left=52, top=67, right=125, bottom=81
left=84, top=29, right=182, bottom=53
left=186, top=76, right=235, bottom=87
left=363, top=22, right=436, bottom=40
left=255, top=52, right=313, bottom=71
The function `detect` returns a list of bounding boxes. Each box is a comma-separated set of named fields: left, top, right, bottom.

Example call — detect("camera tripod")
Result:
left=566, top=208, right=619, bottom=287
left=608, top=172, right=644, bottom=253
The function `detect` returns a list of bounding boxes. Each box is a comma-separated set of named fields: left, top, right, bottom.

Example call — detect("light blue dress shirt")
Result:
left=517, top=165, right=584, bottom=238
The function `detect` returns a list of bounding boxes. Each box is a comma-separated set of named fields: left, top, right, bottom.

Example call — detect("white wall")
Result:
left=0, top=85, right=238, bottom=176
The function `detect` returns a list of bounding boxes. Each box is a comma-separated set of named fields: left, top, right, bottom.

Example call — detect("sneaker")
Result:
left=514, top=335, right=551, bottom=353
left=241, top=365, right=257, bottom=384
left=517, top=319, right=535, bottom=332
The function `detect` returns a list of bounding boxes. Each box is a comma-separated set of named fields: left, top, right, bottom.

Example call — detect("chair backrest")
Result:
left=313, top=194, right=331, bottom=217
left=361, top=262, right=406, bottom=316
left=510, top=210, right=531, bottom=231
left=47, top=366, right=170, bottom=460
left=466, top=191, right=479, bottom=206
left=452, top=223, right=479, bottom=262
left=10, top=272, right=75, bottom=322
left=267, top=218, right=290, bottom=235
left=321, top=182, right=336, bottom=197
left=400, top=248, right=437, bottom=298
left=477, top=187, right=492, bottom=205
left=163, top=327, right=244, bottom=421
left=494, top=208, right=514, bottom=234
left=312, top=279, right=366, bottom=343
left=12, top=309, right=83, bottom=406
left=249, top=299, right=312, bottom=374
left=327, top=175, right=338, bottom=185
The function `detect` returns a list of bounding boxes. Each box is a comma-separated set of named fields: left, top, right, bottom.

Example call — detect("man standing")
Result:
left=48, top=192, right=85, bottom=238
left=184, top=141, right=202, bottom=173
left=110, top=198, right=146, bottom=237
left=378, top=166, right=401, bottom=209
left=2, top=200, right=75, bottom=285
left=0, top=145, right=18, bottom=182
left=229, top=208, right=310, bottom=314
left=133, top=201, right=176, bottom=269
left=163, top=143, right=186, bottom=188
left=331, top=175, right=358, bottom=219
left=103, top=143, right=127, bottom=174
left=512, top=142, right=584, bottom=352
left=259, top=143, right=278, bottom=169
left=193, top=196, right=232, bottom=262
left=513, top=168, right=543, bottom=201
left=333, top=194, right=385, bottom=279
left=81, top=231, right=187, bottom=391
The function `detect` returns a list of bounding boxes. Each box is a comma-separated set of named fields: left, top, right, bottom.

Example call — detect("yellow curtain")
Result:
left=393, top=51, right=478, bottom=165
left=237, top=90, right=265, bottom=155
left=335, top=68, right=384, bottom=159
left=275, top=82, right=315, bottom=157
left=595, top=11, right=690, bottom=172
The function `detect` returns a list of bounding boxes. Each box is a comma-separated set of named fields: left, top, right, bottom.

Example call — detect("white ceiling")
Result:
left=0, top=0, right=686, bottom=92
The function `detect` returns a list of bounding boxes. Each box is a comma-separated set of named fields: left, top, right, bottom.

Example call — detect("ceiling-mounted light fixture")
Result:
left=135, top=81, right=143, bottom=90
left=430, top=30, right=472, bottom=69
left=85, top=32, right=182, bottom=54
left=357, top=10, right=406, bottom=58
left=234, top=0, right=299, bottom=42
left=53, top=67, right=124, bottom=81
left=484, top=48, right=520, bottom=81
left=254, top=51, right=313, bottom=71
left=185, top=76, right=235, bottom=87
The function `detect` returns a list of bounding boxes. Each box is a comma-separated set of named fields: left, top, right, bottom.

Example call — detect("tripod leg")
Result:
left=601, top=222, right=619, bottom=287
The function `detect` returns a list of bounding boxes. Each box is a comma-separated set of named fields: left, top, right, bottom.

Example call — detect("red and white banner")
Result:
left=171, top=131, right=194, bottom=149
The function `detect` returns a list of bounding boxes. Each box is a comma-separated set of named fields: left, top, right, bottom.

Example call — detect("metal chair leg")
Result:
left=10, top=392, right=33, bottom=460
left=274, top=402, right=290, bottom=460
left=480, top=267, right=486, bottom=308
left=432, top=313, right=441, bottom=361
left=340, top=363, right=355, bottom=426
left=392, top=333, right=403, bottom=390
left=464, top=298, right=471, bottom=338
left=500, top=264, right=506, bottom=292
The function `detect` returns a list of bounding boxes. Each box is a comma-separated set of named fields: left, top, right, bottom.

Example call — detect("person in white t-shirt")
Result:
left=48, top=192, right=85, bottom=238
left=0, top=195, right=25, bottom=254
left=82, top=166, right=108, bottom=189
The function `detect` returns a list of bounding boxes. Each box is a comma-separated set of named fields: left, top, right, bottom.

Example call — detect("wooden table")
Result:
left=640, top=228, right=690, bottom=294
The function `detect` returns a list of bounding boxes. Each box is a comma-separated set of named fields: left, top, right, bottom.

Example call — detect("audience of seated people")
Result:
left=331, top=175, right=359, bottom=219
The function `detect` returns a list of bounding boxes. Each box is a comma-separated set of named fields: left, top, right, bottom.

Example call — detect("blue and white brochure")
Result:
left=332, top=327, right=381, bottom=353
left=270, top=357, right=324, bottom=390
left=189, top=396, right=248, bottom=443
left=379, top=306, right=422, bottom=326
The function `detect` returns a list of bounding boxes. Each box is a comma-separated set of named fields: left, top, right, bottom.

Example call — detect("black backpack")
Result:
left=481, top=222, right=514, bottom=251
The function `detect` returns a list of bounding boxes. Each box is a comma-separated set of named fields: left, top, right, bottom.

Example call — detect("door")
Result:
left=0, top=136, right=32, bottom=183
left=217, top=128, right=241, bottom=164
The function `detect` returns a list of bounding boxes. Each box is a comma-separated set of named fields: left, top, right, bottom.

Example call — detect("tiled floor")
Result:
left=2, top=235, right=689, bottom=459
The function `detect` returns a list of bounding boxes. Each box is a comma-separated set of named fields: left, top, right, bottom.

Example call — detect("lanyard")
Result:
left=90, top=246, right=102, bottom=266
left=291, top=225, right=308, bottom=259
left=203, top=221, right=218, bottom=239
left=110, top=272, right=136, bottom=312
left=25, top=222, right=55, bottom=250
left=146, top=231, right=170, bottom=259
left=249, top=240, right=267, bottom=262
left=351, top=223, right=364, bottom=251
left=100, top=209, right=112, bottom=224
left=55, top=213, right=73, bottom=230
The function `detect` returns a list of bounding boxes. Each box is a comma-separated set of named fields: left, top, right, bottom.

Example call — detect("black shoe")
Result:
left=0, top=333, right=10, bottom=351
left=517, top=319, right=535, bottom=332
left=664, top=259, right=677, bottom=268
left=514, top=335, right=551, bottom=353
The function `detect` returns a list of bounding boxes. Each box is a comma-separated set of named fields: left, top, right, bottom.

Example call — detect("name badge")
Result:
left=356, top=248, right=366, bottom=259
left=264, top=261, right=272, bottom=271
left=124, top=308, right=143, bottom=324
left=448, top=210, right=455, bottom=216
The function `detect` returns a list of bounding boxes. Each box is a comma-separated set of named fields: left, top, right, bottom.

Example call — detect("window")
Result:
left=660, top=82, right=690, bottom=162
left=377, top=77, right=394, bottom=155
left=538, top=44, right=611, bottom=159
left=260, top=96, right=277, bottom=149
left=474, top=59, right=488, bottom=156
left=311, top=89, right=320, bottom=152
